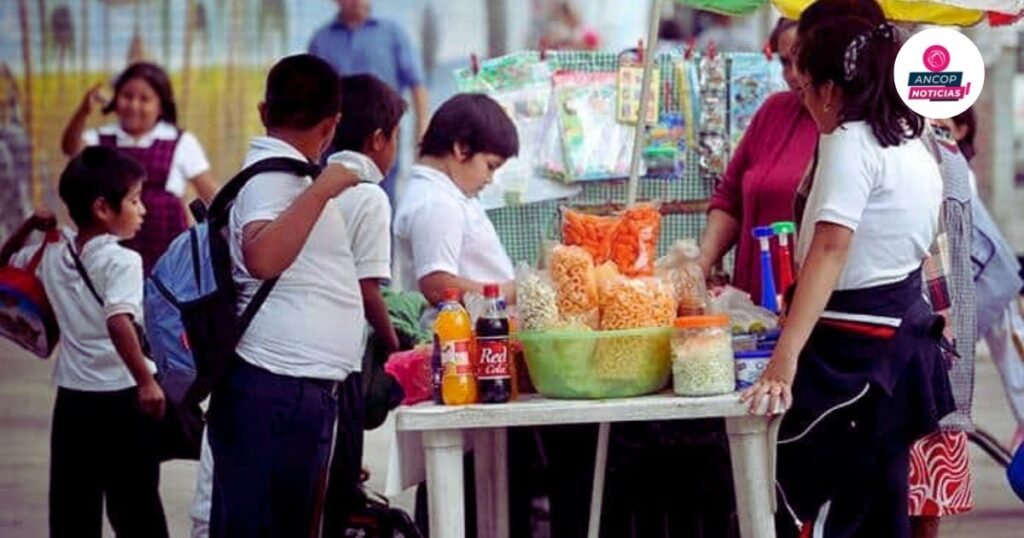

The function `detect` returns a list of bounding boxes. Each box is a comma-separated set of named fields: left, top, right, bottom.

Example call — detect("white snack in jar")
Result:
left=671, top=328, right=734, bottom=396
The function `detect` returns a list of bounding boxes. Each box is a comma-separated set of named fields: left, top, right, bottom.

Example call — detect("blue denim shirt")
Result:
left=308, top=17, right=424, bottom=92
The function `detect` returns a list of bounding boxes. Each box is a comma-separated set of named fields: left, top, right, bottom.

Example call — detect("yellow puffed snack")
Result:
left=549, top=245, right=598, bottom=317
left=600, top=276, right=677, bottom=330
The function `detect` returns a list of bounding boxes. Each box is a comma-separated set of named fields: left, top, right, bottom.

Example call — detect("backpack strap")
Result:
left=67, top=242, right=104, bottom=306
left=205, top=156, right=323, bottom=335
left=206, top=157, right=322, bottom=225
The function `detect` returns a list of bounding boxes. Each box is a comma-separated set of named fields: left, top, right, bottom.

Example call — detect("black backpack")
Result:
left=144, top=157, right=320, bottom=459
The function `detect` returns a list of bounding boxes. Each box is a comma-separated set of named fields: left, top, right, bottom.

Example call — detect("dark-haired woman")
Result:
left=61, top=62, right=216, bottom=274
left=697, top=17, right=817, bottom=300
left=741, top=13, right=954, bottom=538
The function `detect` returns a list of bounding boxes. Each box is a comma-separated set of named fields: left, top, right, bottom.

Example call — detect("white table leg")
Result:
left=424, top=429, right=465, bottom=538
left=587, top=422, right=611, bottom=538
left=725, top=416, right=776, bottom=538
left=473, top=428, right=509, bottom=538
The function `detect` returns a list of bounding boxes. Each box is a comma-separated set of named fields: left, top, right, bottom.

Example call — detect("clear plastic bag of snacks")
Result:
left=656, top=240, right=707, bottom=316
left=561, top=207, right=621, bottom=265
left=515, top=263, right=560, bottom=332
left=609, top=203, right=662, bottom=277
left=549, top=245, right=600, bottom=328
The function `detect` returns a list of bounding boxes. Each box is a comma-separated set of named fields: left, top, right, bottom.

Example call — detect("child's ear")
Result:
left=257, top=102, right=268, bottom=126
left=452, top=142, right=471, bottom=162
left=92, top=197, right=113, bottom=224
left=371, top=128, right=387, bottom=152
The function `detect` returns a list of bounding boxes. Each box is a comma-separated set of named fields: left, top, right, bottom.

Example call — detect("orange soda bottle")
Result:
left=436, top=288, right=478, bottom=405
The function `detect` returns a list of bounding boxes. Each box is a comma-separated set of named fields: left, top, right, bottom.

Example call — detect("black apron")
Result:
left=776, top=269, right=955, bottom=538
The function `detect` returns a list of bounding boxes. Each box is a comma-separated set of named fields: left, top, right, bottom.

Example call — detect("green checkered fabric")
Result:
left=487, top=51, right=712, bottom=265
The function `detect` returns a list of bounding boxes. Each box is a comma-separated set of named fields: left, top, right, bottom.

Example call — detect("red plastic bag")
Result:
left=384, top=347, right=433, bottom=406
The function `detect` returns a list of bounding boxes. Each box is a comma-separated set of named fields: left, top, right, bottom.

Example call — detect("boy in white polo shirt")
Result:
left=393, top=93, right=520, bottom=304
left=205, top=54, right=363, bottom=538
left=1, top=147, right=168, bottom=537
left=320, top=73, right=407, bottom=537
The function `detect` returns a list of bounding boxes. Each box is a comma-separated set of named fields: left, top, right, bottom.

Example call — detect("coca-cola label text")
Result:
left=477, top=337, right=510, bottom=379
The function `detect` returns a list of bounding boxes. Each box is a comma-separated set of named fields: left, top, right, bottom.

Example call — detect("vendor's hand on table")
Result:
left=740, top=348, right=796, bottom=417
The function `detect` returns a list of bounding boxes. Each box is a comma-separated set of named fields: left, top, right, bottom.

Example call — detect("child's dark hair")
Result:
left=59, top=147, right=145, bottom=228
left=797, top=16, right=922, bottom=148
left=797, top=0, right=885, bottom=35
left=769, top=18, right=798, bottom=54
left=104, top=62, right=178, bottom=125
left=952, top=108, right=977, bottom=162
left=334, top=74, right=407, bottom=152
left=420, top=93, right=519, bottom=160
left=264, top=54, right=342, bottom=130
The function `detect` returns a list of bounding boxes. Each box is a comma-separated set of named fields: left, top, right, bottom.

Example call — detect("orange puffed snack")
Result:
left=561, top=208, right=621, bottom=264
left=610, top=204, right=661, bottom=277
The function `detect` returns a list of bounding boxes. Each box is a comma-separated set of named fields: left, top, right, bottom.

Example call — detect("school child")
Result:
left=321, top=73, right=407, bottom=536
left=393, top=93, right=519, bottom=304
left=0, top=146, right=168, bottom=538
left=741, top=13, right=954, bottom=537
left=188, top=73, right=407, bottom=538
left=393, top=92, right=530, bottom=536
left=205, top=54, right=363, bottom=538
left=61, top=62, right=216, bottom=274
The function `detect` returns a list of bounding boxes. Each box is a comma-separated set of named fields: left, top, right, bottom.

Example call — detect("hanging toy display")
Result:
left=697, top=46, right=729, bottom=178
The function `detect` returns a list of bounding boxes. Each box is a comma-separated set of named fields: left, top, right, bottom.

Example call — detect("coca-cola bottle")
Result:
left=476, top=284, right=512, bottom=404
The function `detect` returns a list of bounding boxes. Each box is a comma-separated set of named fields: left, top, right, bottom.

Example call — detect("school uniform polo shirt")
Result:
left=393, top=164, right=515, bottom=291
left=331, top=151, right=392, bottom=281
left=229, top=137, right=365, bottom=381
left=13, top=233, right=150, bottom=391
left=796, top=121, right=943, bottom=291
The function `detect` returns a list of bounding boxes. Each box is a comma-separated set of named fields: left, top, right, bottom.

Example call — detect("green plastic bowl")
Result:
left=517, top=327, right=673, bottom=399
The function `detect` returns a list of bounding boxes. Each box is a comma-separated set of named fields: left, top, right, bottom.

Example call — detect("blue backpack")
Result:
left=144, top=157, right=320, bottom=456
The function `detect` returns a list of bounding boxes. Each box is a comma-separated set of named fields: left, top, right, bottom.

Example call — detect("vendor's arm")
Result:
left=361, top=279, right=401, bottom=355
left=697, top=209, right=740, bottom=277
left=242, top=164, right=359, bottom=280
left=741, top=223, right=851, bottom=416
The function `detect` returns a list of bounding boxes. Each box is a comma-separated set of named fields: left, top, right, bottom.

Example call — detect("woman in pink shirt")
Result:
left=697, top=19, right=818, bottom=300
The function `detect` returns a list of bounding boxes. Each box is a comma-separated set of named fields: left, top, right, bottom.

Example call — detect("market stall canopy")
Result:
left=771, top=0, right=1024, bottom=26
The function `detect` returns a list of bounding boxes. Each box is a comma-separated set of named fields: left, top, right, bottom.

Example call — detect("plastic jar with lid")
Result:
left=672, top=315, right=735, bottom=396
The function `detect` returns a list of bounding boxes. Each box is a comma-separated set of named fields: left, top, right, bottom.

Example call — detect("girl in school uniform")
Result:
left=741, top=14, right=955, bottom=538
left=62, top=62, right=216, bottom=274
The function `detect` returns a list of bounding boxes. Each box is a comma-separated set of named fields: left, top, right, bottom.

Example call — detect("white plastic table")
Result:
left=394, top=393, right=779, bottom=538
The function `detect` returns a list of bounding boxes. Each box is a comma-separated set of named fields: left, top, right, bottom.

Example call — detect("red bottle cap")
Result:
left=483, top=284, right=500, bottom=298
left=442, top=288, right=461, bottom=302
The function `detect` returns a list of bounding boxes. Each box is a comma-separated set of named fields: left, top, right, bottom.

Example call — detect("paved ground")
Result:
left=1, top=338, right=1022, bottom=537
